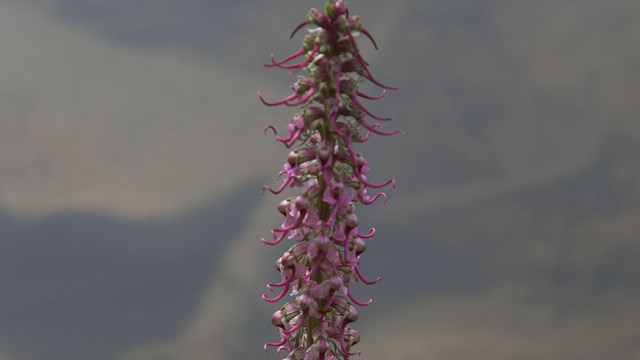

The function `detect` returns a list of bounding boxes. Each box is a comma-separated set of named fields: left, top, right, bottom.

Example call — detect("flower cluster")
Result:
left=259, top=1, right=400, bottom=359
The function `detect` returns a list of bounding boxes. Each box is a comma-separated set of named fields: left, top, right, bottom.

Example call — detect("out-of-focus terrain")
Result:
left=0, top=1, right=638, bottom=359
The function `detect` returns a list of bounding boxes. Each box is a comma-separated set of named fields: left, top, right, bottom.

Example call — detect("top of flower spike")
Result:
left=327, top=0, right=347, bottom=19
left=262, top=0, right=401, bottom=145
left=289, top=0, right=374, bottom=48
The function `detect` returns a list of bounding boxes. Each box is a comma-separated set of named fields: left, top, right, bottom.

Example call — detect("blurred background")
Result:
left=0, top=0, right=639, bottom=359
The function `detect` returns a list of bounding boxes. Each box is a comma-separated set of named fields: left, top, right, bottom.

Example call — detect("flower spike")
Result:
left=258, top=1, right=399, bottom=358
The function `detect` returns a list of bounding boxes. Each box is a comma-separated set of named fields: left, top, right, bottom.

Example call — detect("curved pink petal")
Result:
left=260, top=228, right=290, bottom=246
left=262, top=284, right=290, bottom=303
left=263, top=334, right=288, bottom=352
left=284, top=87, right=316, bottom=107
left=338, top=324, right=361, bottom=357
left=355, top=265, right=381, bottom=285
left=356, top=89, right=386, bottom=100
left=265, top=49, right=304, bottom=67
left=258, top=91, right=299, bottom=107
left=262, top=176, right=293, bottom=195
left=347, top=286, right=373, bottom=306
left=289, top=20, right=307, bottom=39
left=354, top=228, right=376, bottom=239
left=272, top=209, right=306, bottom=233
left=268, top=275, right=296, bottom=288
left=353, top=95, right=392, bottom=121
left=282, top=313, right=307, bottom=335
left=357, top=117, right=404, bottom=136
left=284, top=129, right=303, bottom=148
left=360, top=28, right=379, bottom=50
left=357, top=191, right=388, bottom=205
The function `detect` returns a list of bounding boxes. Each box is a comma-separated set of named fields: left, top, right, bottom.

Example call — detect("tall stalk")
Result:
left=259, top=1, right=400, bottom=358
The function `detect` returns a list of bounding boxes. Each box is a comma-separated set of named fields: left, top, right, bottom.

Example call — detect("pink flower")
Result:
left=259, top=1, right=399, bottom=359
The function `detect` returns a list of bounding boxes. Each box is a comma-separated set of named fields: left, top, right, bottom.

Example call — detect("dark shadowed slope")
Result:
left=0, top=181, right=259, bottom=360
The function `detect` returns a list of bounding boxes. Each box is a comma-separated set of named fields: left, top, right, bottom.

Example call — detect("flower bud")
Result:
left=304, top=106, right=325, bottom=121
left=308, top=8, right=331, bottom=28
left=291, top=347, right=306, bottom=359
left=306, top=242, right=318, bottom=259
left=271, top=310, right=285, bottom=328
left=345, top=213, right=358, bottom=228
left=297, top=293, right=312, bottom=311
left=287, top=151, right=298, bottom=167
left=352, top=236, right=367, bottom=255
left=314, top=232, right=329, bottom=250
left=295, top=195, right=309, bottom=210
left=329, top=274, right=343, bottom=290
left=332, top=0, right=347, bottom=18
left=348, top=328, right=361, bottom=345
left=341, top=58, right=364, bottom=74
left=316, top=338, right=329, bottom=355
left=336, top=36, right=354, bottom=53
left=303, top=161, right=320, bottom=176
left=345, top=305, right=359, bottom=322
left=331, top=295, right=348, bottom=311
left=293, top=115, right=305, bottom=129
left=318, top=146, right=330, bottom=162
left=347, top=15, right=361, bottom=31
left=306, top=180, right=322, bottom=198
left=277, top=199, right=291, bottom=215
left=355, top=153, right=368, bottom=170
left=279, top=251, right=293, bottom=267
left=347, top=202, right=356, bottom=214
left=283, top=302, right=300, bottom=318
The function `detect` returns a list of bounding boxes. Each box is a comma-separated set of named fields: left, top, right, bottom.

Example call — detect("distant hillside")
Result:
left=0, top=182, right=258, bottom=360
